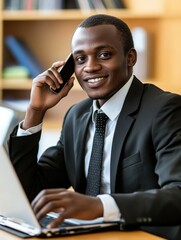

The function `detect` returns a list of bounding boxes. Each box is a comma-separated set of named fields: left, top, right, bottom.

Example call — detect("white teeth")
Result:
left=88, top=77, right=104, bottom=83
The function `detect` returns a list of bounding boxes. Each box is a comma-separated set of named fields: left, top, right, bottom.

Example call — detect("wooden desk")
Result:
left=0, top=230, right=165, bottom=240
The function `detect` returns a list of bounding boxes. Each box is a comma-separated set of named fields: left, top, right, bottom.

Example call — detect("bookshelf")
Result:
left=0, top=0, right=181, bottom=128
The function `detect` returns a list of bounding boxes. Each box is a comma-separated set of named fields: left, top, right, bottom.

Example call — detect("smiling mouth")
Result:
left=87, top=77, right=105, bottom=83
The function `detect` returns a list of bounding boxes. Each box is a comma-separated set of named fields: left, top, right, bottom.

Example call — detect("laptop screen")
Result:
left=0, top=144, right=41, bottom=231
left=0, top=106, right=20, bottom=152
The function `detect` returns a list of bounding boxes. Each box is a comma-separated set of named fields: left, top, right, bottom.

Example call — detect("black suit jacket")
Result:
left=9, top=77, right=181, bottom=239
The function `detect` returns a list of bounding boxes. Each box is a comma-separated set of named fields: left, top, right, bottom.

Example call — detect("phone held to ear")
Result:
left=50, top=53, right=75, bottom=94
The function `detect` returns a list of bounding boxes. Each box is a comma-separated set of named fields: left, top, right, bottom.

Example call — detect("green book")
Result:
left=3, top=65, right=29, bottom=79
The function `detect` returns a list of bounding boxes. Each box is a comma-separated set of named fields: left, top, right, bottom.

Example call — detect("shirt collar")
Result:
left=92, top=75, right=134, bottom=122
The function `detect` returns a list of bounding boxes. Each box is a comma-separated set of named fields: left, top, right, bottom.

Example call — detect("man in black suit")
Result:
left=9, top=14, right=181, bottom=239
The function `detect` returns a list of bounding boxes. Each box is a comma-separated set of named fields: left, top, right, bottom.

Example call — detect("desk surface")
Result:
left=0, top=230, right=165, bottom=240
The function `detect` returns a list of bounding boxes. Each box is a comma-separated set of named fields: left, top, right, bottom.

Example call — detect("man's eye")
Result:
left=76, top=56, right=85, bottom=63
left=99, top=52, right=111, bottom=59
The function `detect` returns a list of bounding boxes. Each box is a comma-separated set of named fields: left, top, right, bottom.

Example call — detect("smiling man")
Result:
left=71, top=23, right=134, bottom=105
left=9, top=14, right=181, bottom=239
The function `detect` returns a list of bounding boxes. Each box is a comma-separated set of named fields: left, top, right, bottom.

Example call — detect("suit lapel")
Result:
left=110, top=77, right=144, bottom=193
left=74, top=108, right=92, bottom=193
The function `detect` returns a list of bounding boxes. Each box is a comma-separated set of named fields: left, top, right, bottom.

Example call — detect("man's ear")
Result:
left=127, top=48, right=137, bottom=67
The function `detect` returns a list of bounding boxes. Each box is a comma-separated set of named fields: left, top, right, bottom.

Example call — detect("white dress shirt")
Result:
left=17, top=75, right=134, bottom=221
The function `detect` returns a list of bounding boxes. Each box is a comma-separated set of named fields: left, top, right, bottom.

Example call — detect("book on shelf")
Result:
left=76, top=0, right=92, bottom=10
left=131, top=27, right=150, bottom=81
left=4, top=0, right=37, bottom=10
left=3, top=65, right=29, bottom=79
left=94, top=0, right=126, bottom=9
left=4, top=0, right=126, bottom=10
left=4, top=0, right=22, bottom=10
left=90, top=0, right=106, bottom=9
left=77, top=0, right=125, bottom=10
left=113, top=0, right=126, bottom=8
left=5, top=35, right=44, bottom=78
left=102, top=0, right=116, bottom=9
left=23, top=0, right=36, bottom=10
left=65, top=0, right=79, bottom=9
left=37, top=0, right=65, bottom=10
left=4, top=0, right=79, bottom=10
left=87, top=0, right=95, bottom=9
left=38, top=0, right=79, bottom=10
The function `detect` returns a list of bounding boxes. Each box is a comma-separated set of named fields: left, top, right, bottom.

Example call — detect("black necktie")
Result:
left=86, top=112, right=108, bottom=196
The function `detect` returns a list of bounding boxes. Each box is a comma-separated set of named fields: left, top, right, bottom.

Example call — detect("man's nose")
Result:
left=83, top=58, right=101, bottom=72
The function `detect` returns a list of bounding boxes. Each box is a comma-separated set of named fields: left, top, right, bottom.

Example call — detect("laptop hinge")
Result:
left=0, top=215, right=40, bottom=236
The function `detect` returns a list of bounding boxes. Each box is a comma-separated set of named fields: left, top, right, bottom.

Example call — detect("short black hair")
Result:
left=78, top=14, right=134, bottom=54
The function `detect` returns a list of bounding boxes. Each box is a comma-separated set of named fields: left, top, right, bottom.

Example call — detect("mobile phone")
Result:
left=50, top=53, right=75, bottom=94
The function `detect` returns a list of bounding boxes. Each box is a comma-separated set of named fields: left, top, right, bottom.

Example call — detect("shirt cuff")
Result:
left=17, top=120, right=42, bottom=136
left=97, top=194, right=121, bottom=221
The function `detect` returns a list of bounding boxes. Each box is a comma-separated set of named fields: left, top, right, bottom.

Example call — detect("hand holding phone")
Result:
left=50, top=54, right=75, bottom=94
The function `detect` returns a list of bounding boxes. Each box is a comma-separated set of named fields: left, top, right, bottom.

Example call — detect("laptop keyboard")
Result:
left=40, top=215, right=75, bottom=229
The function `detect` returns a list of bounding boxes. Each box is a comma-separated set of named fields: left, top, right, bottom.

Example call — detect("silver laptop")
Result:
left=0, top=105, right=20, bottom=151
left=0, top=145, right=122, bottom=237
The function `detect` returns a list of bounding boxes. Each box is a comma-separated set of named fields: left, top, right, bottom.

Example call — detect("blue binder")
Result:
left=5, top=36, right=44, bottom=78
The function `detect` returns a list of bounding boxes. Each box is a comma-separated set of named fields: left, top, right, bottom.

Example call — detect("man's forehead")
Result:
left=71, top=25, right=119, bottom=46
left=71, top=25, right=124, bottom=54
left=73, top=24, right=117, bottom=35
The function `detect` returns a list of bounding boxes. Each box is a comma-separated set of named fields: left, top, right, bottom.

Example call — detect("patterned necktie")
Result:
left=86, top=112, right=108, bottom=196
